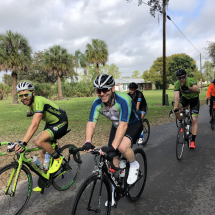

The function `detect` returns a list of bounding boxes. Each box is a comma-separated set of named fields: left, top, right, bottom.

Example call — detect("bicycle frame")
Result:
left=2, top=141, right=57, bottom=196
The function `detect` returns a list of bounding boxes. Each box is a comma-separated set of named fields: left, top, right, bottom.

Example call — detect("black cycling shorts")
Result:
left=180, top=96, right=200, bottom=116
left=44, top=109, right=68, bottom=141
left=108, top=120, right=143, bottom=147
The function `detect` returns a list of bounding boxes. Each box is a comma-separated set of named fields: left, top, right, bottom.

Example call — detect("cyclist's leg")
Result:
left=190, top=97, right=200, bottom=148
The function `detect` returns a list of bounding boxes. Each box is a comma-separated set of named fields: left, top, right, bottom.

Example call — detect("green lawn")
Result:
left=0, top=89, right=207, bottom=166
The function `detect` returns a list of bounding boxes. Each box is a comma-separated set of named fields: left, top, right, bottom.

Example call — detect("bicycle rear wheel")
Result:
left=211, top=108, right=214, bottom=130
left=141, top=119, right=150, bottom=145
left=126, top=148, right=147, bottom=202
left=70, top=173, right=112, bottom=215
left=0, top=163, right=32, bottom=215
left=176, top=123, right=185, bottom=160
left=53, top=144, right=80, bottom=191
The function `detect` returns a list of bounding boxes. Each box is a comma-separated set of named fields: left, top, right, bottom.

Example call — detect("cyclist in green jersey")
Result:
left=14, top=82, right=68, bottom=193
left=174, top=69, right=200, bottom=149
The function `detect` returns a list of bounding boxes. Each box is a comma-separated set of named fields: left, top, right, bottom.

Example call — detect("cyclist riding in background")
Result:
left=15, top=81, right=68, bottom=193
left=174, top=69, right=200, bottom=149
left=207, top=79, right=215, bottom=122
left=82, top=74, right=143, bottom=205
left=128, top=82, right=148, bottom=144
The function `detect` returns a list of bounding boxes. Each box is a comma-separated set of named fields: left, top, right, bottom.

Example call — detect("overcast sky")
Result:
left=0, top=0, right=214, bottom=81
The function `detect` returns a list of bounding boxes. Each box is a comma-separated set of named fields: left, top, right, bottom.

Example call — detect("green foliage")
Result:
left=205, top=40, right=215, bottom=63
left=106, top=63, right=121, bottom=79
left=132, top=70, right=141, bottom=78
left=33, top=83, right=56, bottom=99
left=85, top=39, right=108, bottom=76
left=2, top=73, right=12, bottom=86
left=203, top=60, right=214, bottom=82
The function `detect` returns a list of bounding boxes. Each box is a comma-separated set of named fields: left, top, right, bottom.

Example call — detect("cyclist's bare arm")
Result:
left=174, top=91, right=180, bottom=110
left=22, top=113, right=43, bottom=143
left=111, top=121, right=128, bottom=149
left=85, top=121, right=96, bottom=142
left=136, top=102, right=140, bottom=111
left=188, top=84, right=199, bottom=93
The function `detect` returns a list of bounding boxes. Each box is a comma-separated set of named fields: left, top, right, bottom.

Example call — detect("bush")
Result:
left=34, top=83, right=56, bottom=99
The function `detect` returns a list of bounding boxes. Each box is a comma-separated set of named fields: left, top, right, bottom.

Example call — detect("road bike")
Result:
left=169, top=108, right=193, bottom=161
left=0, top=130, right=81, bottom=215
left=69, top=147, right=147, bottom=214
left=206, top=97, right=215, bottom=130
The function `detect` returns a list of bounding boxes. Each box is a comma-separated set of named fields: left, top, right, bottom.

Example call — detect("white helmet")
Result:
left=16, top=82, right=35, bottom=92
left=93, top=74, right=115, bottom=89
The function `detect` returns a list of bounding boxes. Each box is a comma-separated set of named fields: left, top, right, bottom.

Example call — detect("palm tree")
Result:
left=0, top=30, right=32, bottom=104
left=75, top=50, right=88, bottom=81
left=44, top=45, right=72, bottom=99
left=85, top=39, right=108, bottom=77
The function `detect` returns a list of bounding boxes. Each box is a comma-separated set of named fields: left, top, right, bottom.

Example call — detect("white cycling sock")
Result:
left=130, top=160, right=138, bottom=168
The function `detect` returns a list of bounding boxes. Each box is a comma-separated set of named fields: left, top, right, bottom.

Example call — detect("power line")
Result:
left=137, top=1, right=208, bottom=60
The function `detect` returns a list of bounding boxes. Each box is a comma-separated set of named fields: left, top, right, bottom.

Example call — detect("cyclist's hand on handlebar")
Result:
left=82, top=141, right=95, bottom=152
left=14, top=141, right=27, bottom=153
left=100, top=145, right=116, bottom=156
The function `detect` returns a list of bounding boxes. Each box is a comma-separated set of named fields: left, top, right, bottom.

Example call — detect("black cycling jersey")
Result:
left=128, top=90, right=147, bottom=113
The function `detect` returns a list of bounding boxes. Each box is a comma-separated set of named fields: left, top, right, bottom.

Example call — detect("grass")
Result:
left=0, top=89, right=207, bottom=168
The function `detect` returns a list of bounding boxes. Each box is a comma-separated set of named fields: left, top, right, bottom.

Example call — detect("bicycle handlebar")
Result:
left=0, top=142, right=13, bottom=156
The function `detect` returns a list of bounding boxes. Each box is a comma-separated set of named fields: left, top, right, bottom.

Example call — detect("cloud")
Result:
left=0, top=0, right=214, bottom=81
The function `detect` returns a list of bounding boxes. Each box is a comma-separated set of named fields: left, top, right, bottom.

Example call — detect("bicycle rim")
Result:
left=52, top=144, right=80, bottom=191
left=176, top=124, right=185, bottom=160
left=0, top=163, right=32, bottom=215
left=70, top=174, right=112, bottom=215
left=126, top=148, right=147, bottom=202
left=211, top=109, right=214, bottom=130
left=142, top=119, right=150, bottom=145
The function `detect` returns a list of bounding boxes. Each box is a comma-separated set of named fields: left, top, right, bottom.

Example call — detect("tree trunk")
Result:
left=96, top=64, right=99, bottom=77
left=57, top=75, right=63, bottom=99
left=84, top=67, right=87, bottom=82
left=12, top=72, right=19, bottom=104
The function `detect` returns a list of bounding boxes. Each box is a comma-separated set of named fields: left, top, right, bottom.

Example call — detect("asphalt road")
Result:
left=22, top=104, right=215, bottom=215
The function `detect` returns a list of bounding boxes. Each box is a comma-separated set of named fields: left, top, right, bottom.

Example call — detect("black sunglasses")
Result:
left=178, top=75, right=186, bottom=80
left=96, top=88, right=111, bottom=94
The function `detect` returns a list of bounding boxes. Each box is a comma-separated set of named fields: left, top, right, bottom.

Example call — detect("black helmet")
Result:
left=128, top=82, right=138, bottom=89
left=93, top=74, right=115, bottom=89
left=176, top=69, right=186, bottom=76
left=211, top=79, right=215, bottom=83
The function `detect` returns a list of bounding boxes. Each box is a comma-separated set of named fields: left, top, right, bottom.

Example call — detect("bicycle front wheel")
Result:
left=126, top=148, right=147, bottom=202
left=70, top=173, right=112, bottom=215
left=0, top=163, right=32, bottom=215
left=142, top=119, right=150, bottom=145
left=53, top=144, right=80, bottom=191
left=176, top=124, right=185, bottom=160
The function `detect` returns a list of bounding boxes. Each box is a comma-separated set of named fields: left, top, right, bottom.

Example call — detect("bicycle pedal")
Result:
left=40, top=189, right=44, bottom=194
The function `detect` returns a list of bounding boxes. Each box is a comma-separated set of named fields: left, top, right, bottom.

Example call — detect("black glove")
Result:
left=181, top=85, right=189, bottom=91
left=101, top=145, right=116, bottom=154
left=83, top=142, right=95, bottom=151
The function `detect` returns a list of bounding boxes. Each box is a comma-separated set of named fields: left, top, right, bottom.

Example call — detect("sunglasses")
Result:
left=178, top=75, right=186, bottom=80
left=96, top=88, right=111, bottom=94
left=18, top=92, right=33, bottom=99
left=129, top=88, right=135, bottom=91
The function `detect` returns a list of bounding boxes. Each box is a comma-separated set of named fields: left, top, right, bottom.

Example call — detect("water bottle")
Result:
left=44, top=152, right=51, bottom=170
left=186, top=125, right=190, bottom=135
left=119, top=160, right=126, bottom=177
left=31, top=156, right=44, bottom=170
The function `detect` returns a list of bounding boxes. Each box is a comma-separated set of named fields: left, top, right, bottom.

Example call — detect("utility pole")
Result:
left=162, top=0, right=166, bottom=106
left=200, top=53, right=202, bottom=92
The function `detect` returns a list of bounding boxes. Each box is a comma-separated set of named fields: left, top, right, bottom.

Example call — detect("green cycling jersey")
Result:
left=174, top=77, right=199, bottom=99
left=30, top=96, right=64, bottom=124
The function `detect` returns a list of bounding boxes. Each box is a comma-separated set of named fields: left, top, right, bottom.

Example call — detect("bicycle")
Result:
left=169, top=108, right=193, bottom=161
left=0, top=130, right=82, bottom=215
left=140, top=118, right=150, bottom=145
left=206, top=97, right=215, bottom=130
left=69, top=147, right=147, bottom=214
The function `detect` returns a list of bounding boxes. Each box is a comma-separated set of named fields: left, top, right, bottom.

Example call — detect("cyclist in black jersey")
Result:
left=14, top=82, right=68, bottom=193
left=128, top=82, right=148, bottom=144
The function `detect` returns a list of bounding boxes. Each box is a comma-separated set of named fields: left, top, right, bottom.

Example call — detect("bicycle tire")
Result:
left=141, top=119, right=150, bottom=145
left=176, top=117, right=180, bottom=128
left=176, top=123, right=185, bottom=160
left=0, top=163, right=32, bottom=215
left=211, top=108, right=214, bottom=130
left=126, top=148, right=147, bottom=202
left=70, top=173, right=112, bottom=215
left=52, top=144, right=80, bottom=191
